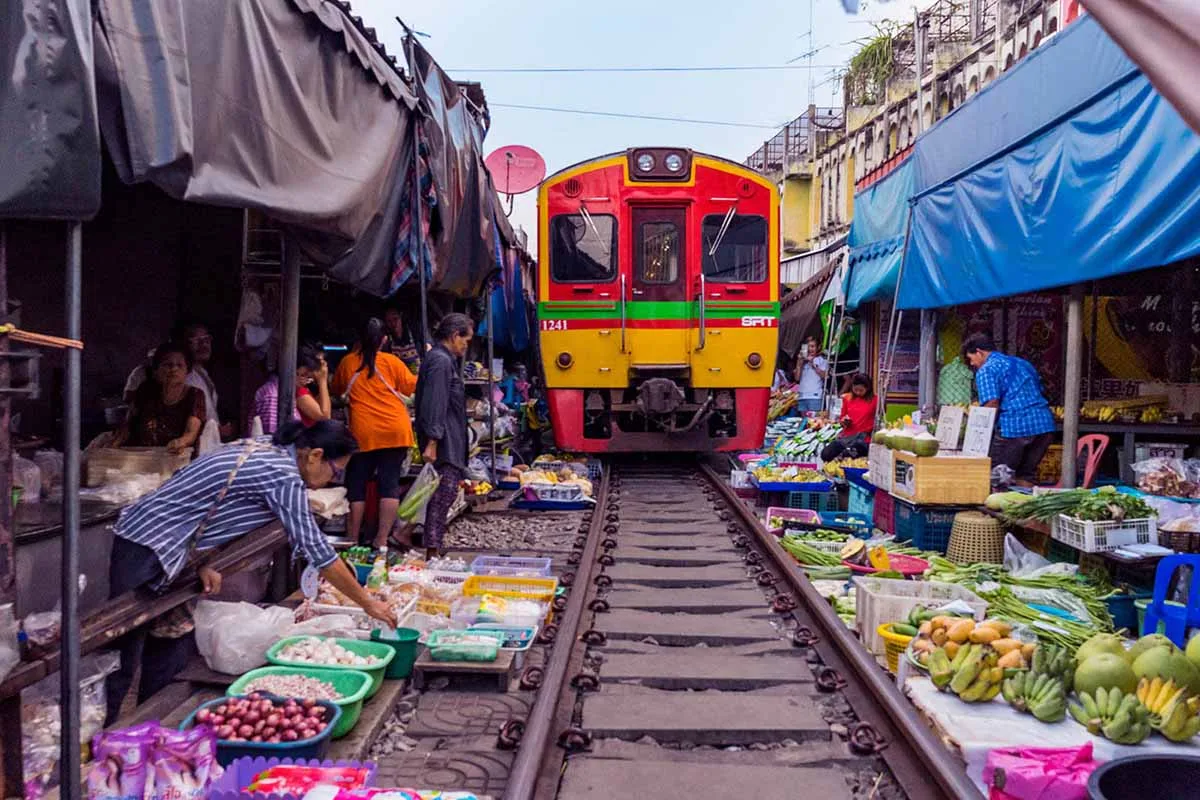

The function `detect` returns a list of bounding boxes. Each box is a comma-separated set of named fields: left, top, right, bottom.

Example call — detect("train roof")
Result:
left=542, top=149, right=769, bottom=184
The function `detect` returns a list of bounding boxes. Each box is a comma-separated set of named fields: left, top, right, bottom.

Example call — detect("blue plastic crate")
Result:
left=893, top=498, right=966, bottom=554
left=784, top=489, right=840, bottom=514
left=844, top=468, right=874, bottom=492
left=847, top=481, right=875, bottom=522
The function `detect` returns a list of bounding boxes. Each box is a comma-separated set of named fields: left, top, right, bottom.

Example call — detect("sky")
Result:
left=353, top=0, right=910, bottom=251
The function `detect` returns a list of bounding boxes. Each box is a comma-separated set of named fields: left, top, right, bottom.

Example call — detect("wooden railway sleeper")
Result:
left=848, top=721, right=889, bottom=755
left=497, top=719, right=525, bottom=750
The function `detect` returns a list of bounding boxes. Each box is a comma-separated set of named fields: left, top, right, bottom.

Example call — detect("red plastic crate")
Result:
left=873, top=488, right=895, bottom=535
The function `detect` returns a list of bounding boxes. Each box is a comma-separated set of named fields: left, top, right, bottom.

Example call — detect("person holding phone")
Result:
left=793, top=336, right=828, bottom=413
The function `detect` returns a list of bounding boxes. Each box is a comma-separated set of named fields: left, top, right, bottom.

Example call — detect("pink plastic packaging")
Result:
left=88, top=722, right=160, bottom=800
left=984, top=744, right=1101, bottom=800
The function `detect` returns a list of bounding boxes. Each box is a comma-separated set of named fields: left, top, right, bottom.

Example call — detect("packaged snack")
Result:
left=148, top=725, right=223, bottom=800
left=87, top=722, right=159, bottom=800
left=302, top=789, right=421, bottom=800
left=247, top=765, right=372, bottom=795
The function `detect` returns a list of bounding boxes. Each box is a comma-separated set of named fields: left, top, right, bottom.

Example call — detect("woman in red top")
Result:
left=840, top=372, right=878, bottom=440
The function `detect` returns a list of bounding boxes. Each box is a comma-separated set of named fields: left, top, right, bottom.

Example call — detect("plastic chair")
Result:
left=1141, top=554, right=1200, bottom=647
left=1054, top=434, right=1109, bottom=489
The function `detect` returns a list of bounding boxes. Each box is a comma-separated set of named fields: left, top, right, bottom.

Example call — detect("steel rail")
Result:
left=700, top=462, right=983, bottom=800
left=502, top=467, right=611, bottom=800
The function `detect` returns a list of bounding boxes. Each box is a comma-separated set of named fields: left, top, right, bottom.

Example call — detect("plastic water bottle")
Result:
left=366, top=546, right=388, bottom=590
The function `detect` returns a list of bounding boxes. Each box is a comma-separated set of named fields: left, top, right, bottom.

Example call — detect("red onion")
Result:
left=262, top=727, right=276, bottom=739
left=216, top=725, right=234, bottom=739
left=251, top=735, right=263, bottom=743
left=266, top=713, right=281, bottom=727
left=244, top=710, right=261, bottom=725
left=215, top=704, right=228, bottom=716
left=268, top=736, right=281, bottom=743
left=195, top=709, right=211, bottom=724
left=283, top=730, right=298, bottom=742
left=238, top=724, right=254, bottom=738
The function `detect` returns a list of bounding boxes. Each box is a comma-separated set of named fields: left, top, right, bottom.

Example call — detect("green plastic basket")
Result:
left=266, top=637, right=394, bottom=698
left=226, top=665, right=371, bottom=739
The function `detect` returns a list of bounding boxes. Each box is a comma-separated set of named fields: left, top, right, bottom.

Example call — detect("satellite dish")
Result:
left=486, top=145, right=546, bottom=196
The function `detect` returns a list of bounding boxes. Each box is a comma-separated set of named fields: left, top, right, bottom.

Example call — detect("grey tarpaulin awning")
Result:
left=93, top=0, right=417, bottom=257
left=0, top=0, right=101, bottom=220
left=779, top=254, right=841, bottom=357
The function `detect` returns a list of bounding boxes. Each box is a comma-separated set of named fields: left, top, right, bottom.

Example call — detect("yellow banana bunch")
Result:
left=1139, top=677, right=1200, bottom=742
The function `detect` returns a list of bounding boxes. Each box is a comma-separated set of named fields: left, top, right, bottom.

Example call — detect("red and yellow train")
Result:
left=537, top=148, right=780, bottom=452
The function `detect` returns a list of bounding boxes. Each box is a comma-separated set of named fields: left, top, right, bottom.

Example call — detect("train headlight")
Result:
left=746, top=352, right=763, bottom=369
left=556, top=352, right=574, bottom=369
left=636, top=153, right=655, bottom=173
left=664, top=153, right=684, bottom=173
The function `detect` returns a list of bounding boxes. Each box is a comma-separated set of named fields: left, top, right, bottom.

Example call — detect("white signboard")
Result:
left=962, top=406, right=997, bottom=457
left=935, top=406, right=965, bottom=452
left=868, top=443, right=892, bottom=492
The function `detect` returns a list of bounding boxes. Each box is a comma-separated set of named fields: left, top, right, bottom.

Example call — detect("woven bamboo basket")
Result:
left=946, top=511, right=1005, bottom=565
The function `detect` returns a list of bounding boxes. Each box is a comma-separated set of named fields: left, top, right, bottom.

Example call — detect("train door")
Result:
left=628, top=206, right=688, bottom=366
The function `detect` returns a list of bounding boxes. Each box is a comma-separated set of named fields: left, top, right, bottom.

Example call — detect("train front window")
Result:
left=701, top=214, right=768, bottom=282
left=638, top=222, right=680, bottom=284
left=550, top=214, right=617, bottom=282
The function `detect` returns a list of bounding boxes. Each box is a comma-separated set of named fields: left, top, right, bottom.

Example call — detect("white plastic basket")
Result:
left=526, top=482, right=585, bottom=502
left=852, top=577, right=987, bottom=656
left=1050, top=514, right=1156, bottom=554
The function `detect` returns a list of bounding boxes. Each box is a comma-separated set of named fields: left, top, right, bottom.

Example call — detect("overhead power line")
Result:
left=451, top=64, right=844, bottom=74
left=489, top=102, right=782, bottom=129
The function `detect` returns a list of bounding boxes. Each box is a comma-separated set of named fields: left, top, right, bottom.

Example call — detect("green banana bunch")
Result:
left=1030, top=644, right=1075, bottom=692
left=1002, top=670, right=1067, bottom=722
left=1068, top=687, right=1153, bottom=744
left=929, top=648, right=954, bottom=690
left=944, top=644, right=1003, bottom=702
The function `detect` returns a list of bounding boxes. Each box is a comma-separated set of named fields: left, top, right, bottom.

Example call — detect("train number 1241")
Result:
left=540, top=319, right=569, bottom=331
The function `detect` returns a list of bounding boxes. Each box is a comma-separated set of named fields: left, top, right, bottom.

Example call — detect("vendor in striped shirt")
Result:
left=105, top=420, right=397, bottom=721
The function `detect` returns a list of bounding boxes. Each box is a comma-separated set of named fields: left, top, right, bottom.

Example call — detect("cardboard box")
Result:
left=891, top=451, right=991, bottom=505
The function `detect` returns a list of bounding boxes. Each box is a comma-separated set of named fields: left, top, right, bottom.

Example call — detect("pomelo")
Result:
left=1075, top=633, right=1127, bottom=666
left=1074, top=653, right=1138, bottom=697
left=1132, top=645, right=1200, bottom=694
left=1126, top=633, right=1175, bottom=664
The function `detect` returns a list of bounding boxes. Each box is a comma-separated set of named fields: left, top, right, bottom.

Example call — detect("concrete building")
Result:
left=749, top=0, right=1065, bottom=270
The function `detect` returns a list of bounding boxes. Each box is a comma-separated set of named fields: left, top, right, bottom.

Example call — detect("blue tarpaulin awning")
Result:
left=899, top=14, right=1200, bottom=310
left=844, top=157, right=912, bottom=310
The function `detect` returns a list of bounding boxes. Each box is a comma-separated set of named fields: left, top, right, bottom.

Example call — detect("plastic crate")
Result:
left=844, top=467, right=874, bottom=492
left=586, top=461, right=602, bottom=480
left=852, top=577, right=988, bottom=656
left=872, top=488, right=896, bottom=535
left=462, top=574, right=558, bottom=602
left=523, top=482, right=586, bottom=502
left=1050, top=514, right=1156, bottom=554
left=785, top=489, right=840, bottom=513
left=847, top=482, right=875, bottom=521
left=893, top=498, right=967, bottom=554
left=470, top=556, right=553, bottom=577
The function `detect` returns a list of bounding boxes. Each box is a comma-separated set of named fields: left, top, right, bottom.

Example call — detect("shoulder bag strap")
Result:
left=182, top=441, right=267, bottom=563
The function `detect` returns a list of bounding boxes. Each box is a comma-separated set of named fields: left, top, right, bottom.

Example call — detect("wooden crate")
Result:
left=86, top=447, right=191, bottom=487
left=890, top=452, right=991, bottom=505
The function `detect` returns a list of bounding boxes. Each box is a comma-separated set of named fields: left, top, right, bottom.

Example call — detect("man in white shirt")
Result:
left=793, top=335, right=828, bottom=413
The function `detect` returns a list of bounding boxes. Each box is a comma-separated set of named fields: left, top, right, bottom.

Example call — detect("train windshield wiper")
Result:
left=706, top=202, right=738, bottom=260
left=578, top=202, right=610, bottom=261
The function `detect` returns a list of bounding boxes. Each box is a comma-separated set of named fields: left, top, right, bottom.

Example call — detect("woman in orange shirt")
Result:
left=333, top=317, right=418, bottom=548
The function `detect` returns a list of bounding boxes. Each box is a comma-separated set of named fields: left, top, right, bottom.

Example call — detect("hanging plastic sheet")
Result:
left=780, top=259, right=838, bottom=357
left=93, top=0, right=415, bottom=254
left=900, top=14, right=1200, bottom=310
left=506, top=248, right=530, bottom=353
left=409, top=40, right=500, bottom=299
left=0, top=0, right=100, bottom=219
left=844, top=158, right=912, bottom=310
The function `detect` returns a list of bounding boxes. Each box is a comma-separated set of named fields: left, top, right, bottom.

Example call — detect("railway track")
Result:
left=503, top=458, right=981, bottom=800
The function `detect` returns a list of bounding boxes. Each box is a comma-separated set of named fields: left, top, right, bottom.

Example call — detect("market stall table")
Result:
left=1058, top=422, right=1200, bottom=483
left=904, top=676, right=1200, bottom=795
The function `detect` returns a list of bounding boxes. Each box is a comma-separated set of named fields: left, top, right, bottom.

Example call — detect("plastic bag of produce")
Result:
left=194, top=600, right=293, bottom=674
left=1002, top=533, right=1052, bottom=578
left=983, top=743, right=1098, bottom=800
left=397, top=463, right=440, bottom=524
left=1132, top=457, right=1195, bottom=498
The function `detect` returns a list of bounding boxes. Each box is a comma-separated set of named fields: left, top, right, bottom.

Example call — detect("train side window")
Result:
left=701, top=214, right=768, bottom=282
left=550, top=214, right=617, bottom=282
left=638, top=222, right=680, bottom=284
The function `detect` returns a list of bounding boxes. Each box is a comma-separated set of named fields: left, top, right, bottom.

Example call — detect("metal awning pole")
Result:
left=61, top=222, right=83, bottom=800
left=1061, top=284, right=1084, bottom=487
left=486, top=276, right=497, bottom=483
left=918, top=309, right=938, bottom=413
left=278, top=237, right=301, bottom=424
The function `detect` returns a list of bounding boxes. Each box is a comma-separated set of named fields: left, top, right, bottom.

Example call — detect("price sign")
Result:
left=962, top=406, right=997, bottom=457
left=935, top=406, right=965, bottom=452
left=300, top=565, right=320, bottom=598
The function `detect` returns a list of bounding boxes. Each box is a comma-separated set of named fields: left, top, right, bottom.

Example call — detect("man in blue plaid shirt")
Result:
left=963, top=333, right=1056, bottom=486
